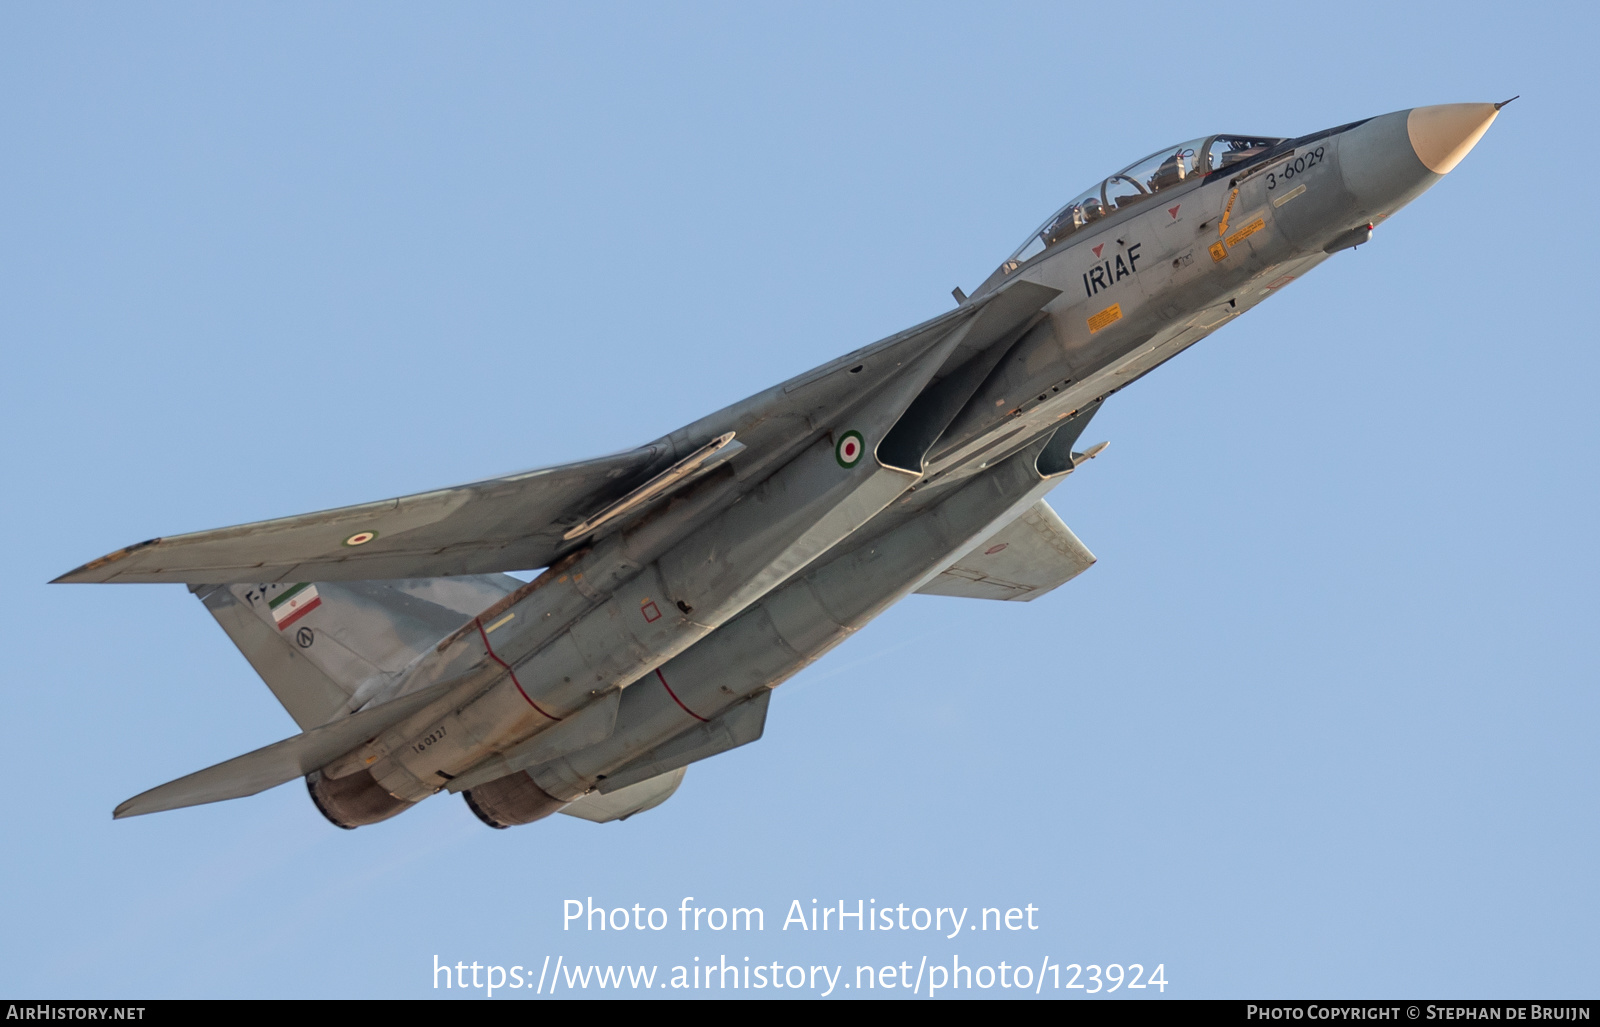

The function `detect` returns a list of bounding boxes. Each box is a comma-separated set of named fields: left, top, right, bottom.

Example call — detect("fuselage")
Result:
left=924, top=106, right=1490, bottom=489
left=316, top=104, right=1501, bottom=828
left=143, top=104, right=1504, bottom=830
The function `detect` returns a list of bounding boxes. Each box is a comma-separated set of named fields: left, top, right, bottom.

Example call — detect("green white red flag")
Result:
left=269, top=583, right=321, bottom=630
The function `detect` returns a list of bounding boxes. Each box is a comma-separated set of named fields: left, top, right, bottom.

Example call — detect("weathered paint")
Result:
left=74, top=103, right=1502, bottom=826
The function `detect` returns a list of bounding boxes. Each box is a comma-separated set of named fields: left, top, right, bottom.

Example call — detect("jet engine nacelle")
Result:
left=306, top=768, right=415, bottom=829
left=462, top=771, right=567, bottom=829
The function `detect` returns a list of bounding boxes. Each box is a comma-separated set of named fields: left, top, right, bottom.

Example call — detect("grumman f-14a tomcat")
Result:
left=57, top=102, right=1506, bottom=830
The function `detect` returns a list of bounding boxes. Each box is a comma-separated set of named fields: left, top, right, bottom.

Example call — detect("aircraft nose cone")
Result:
left=1406, top=103, right=1499, bottom=174
left=1335, top=101, right=1504, bottom=223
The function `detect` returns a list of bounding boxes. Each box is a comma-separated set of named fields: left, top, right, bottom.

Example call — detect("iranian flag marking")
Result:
left=270, top=582, right=322, bottom=630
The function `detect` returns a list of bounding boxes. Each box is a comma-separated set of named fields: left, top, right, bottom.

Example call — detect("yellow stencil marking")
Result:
left=1209, top=241, right=1228, bottom=262
left=485, top=612, right=516, bottom=633
left=1271, top=183, right=1306, bottom=207
left=1087, top=304, right=1123, bottom=333
left=1218, top=188, right=1239, bottom=237
left=1226, top=217, right=1266, bottom=248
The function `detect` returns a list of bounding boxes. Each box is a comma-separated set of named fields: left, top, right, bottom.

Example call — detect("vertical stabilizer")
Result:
left=193, top=575, right=524, bottom=729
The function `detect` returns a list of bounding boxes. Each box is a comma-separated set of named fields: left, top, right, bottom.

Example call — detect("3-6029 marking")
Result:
left=1267, top=146, right=1325, bottom=189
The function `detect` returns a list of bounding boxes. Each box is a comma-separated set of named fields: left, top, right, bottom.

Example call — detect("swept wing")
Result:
left=915, top=499, right=1095, bottom=601
left=55, top=446, right=672, bottom=585
left=56, top=280, right=1059, bottom=587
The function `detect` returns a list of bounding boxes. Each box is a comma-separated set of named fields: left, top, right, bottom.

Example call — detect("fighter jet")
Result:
left=56, top=102, right=1505, bottom=829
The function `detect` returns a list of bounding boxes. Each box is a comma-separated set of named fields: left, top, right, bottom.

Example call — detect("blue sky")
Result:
left=3, top=1, right=1596, bottom=999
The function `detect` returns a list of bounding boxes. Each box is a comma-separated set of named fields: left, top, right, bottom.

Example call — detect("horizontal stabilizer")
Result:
left=596, top=690, right=770, bottom=794
left=55, top=446, right=671, bottom=585
left=916, top=499, right=1094, bottom=601
left=560, top=767, right=686, bottom=823
left=112, top=677, right=465, bottom=819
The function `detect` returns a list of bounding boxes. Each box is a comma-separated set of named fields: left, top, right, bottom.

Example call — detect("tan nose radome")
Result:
left=1407, top=103, right=1499, bottom=174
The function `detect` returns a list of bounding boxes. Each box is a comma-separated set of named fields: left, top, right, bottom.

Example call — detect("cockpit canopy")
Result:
left=1000, top=134, right=1283, bottom=273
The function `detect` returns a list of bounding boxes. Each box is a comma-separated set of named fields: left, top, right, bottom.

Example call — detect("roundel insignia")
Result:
left=343, top=531, right=378, bottom=547
left=835, top=430, right=865, bottom=468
